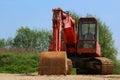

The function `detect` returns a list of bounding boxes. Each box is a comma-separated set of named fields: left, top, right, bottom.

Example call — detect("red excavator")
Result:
left=38, top=8, right=114, bottom=75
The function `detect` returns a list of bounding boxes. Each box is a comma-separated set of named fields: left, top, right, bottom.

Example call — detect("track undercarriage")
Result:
left=71, top=56, right=114, bottom=74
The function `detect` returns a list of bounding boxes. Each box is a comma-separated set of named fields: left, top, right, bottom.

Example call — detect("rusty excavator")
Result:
left=38, top=8, right=114, bottom=75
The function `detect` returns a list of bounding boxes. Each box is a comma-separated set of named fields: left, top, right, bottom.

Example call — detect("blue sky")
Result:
left=0, top=0, right=120, bottom=59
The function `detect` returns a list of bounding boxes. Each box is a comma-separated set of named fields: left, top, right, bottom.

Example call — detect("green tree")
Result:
left=13, top=27, right=32, bottom=48
left=98, top=21, right=117, bottom=61
left=0, top=38, right=5, bottom=48
left=13, top=26, right=52, bottom=53
left=35, top=30, right=51, bottom=52
left=5, top=37, right=13, bottom=48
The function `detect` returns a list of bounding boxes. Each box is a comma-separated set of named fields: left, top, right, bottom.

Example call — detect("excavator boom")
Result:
left=39, top=8, right=75, bottom=75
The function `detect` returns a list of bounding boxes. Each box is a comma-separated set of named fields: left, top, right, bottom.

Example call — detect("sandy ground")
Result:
left=0, top=73, right=120, bottom=80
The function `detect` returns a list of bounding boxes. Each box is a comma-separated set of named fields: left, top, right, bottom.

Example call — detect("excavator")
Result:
left=38, top=8, right=114, bottom=75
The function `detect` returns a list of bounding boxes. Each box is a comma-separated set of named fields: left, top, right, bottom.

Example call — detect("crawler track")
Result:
left=87, top=57, right=114, bottom=74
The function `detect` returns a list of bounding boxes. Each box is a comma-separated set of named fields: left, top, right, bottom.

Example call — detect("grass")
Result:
left=71, top=68, right=76, bottom=75
left=0, top=52, right=77, bottom=74
left=0, top=52, right=39, bottom=73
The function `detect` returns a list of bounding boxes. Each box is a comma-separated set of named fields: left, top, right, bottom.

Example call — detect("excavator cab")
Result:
left=77, top=18, right=101, bottom=57
left=75, top=18, right=113, bottom=74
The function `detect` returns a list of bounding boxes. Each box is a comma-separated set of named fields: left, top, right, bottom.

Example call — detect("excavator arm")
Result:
left=49, top=8, right=77, bottom=52
left=39, top=8, right=76, bottom=75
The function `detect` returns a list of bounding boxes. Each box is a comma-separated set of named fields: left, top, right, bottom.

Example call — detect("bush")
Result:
left=0, top=53, right=39, bottom=73
left=113, top=60, right=120, bottom=74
